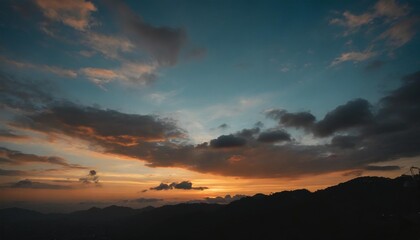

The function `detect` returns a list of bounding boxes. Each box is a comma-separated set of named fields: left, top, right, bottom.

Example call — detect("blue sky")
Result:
left=0, top=0, right=419, bottom=212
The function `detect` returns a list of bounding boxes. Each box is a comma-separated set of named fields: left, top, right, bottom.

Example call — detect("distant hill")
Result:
left=1, top=175, right=419, bottom=240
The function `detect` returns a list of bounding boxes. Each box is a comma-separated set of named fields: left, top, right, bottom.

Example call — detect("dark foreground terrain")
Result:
left=1, top=175, right=420, bottom=240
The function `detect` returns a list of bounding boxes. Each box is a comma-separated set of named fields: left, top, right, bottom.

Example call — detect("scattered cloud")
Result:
left=374, top=0, right=409, bottom=19
left=109, top=1, right=187, bottom=66
left=378, top=17, right=419, bottom=48
left=330, top=11, right=374, bottom=34
left=34, top=0, right=97, bottom=31
left=330, top=50, right=377, bottom=66
left=0, top=147, right=86, bottom=169
left=0, top=56, right=77, bottom=78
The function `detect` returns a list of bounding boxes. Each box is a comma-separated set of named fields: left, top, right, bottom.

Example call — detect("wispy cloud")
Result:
left=0, top=56, right=77, bottom=78
left=34, top=0, right=97, bottom=31
left=330, top=49, right=377, bottom=66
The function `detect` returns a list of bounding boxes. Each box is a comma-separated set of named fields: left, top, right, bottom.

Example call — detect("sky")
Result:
left=0, top=0, right=420, bottom=213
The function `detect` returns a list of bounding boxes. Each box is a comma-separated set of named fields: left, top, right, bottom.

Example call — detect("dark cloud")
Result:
left=0, top=147, right=86, bottom=169
left=265, top=109, right=315, bottom=130
left=331, top=135, right=359, bottom=149
left=217, top=123, right=229, bottom=130
left=4, top=68, right=420, bottom=179
left=265, top=109, right=285, bottom=120
left=0, top=168, right=26, bottom=176
left=257, top=129, right=291, bottom=143
left=79, top=170, right=99, bottom=184
left=0, top=129, right=27, bottom=139
left=364, top=60, right=385, bottom=72
left=209, top=134, right=247, bottom=148
left=280, top=111, right=316, bottom=129
left=0, top=73, right=55, bottom=111
left=313, top=98, right=373, bottom=137
left=109, top=0, right=187, bottom=66
left=7, top=179, right=71, bottom=189
left=149, top=183, right=171, bottom=191
left=236, top=127, right=260, bottom=138
left=364, top=165, right=401, bottom=171
left=150, top=181, right=208, bottom=191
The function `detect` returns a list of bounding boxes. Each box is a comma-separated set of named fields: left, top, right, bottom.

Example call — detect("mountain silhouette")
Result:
left=1, top=175, right=419, bottom=240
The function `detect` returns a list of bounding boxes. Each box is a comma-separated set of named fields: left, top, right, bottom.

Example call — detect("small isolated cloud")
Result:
left=35, top=0, right=97, bottom=31
left=217, top=123, right=229, bottom=130
left=8, top=179, right=71, bottom=189
left=330, top=50, right=377, bottom=66
left=150, top=181, right=208, bottom=191
left=79, top=170, right=99, bottom=184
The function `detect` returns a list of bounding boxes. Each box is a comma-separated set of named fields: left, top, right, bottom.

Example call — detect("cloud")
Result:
left=0, top=56, right=78, bottom=78
left=0, top=129, right=27, bottom=140
left=7, top=179, right=71, bottom=189
left=330, top=50, right=377, bottom=66
left=364, top=165, right=400, bottom=171
left=330, top=135, right=359, bottom=149
left=34, top=0, right=97, bottom=31
left=5, top=69, right=420, bottom=178
left=374, top=0, right=409, bottom=19
left=80, top=62, right=158, bottom=86
left=150, top=181, right=208, bottom=191
left=378, top=17, right=419, bottom=48
left=0, top=147, right=86, bottom=169
left=257, top=129, right=291, bottom=143
left=0, top=168, right=26, bottom=176
left=83, top=32, right=135, bottom=59
left=330, top=11, right=374, bottom=33
left=313, top=99, right=373, bottom=137
left=79, top=170, right=99, bottom=184
left=109, top=1, right=187, bottom=66
left=217, top=123, right=229, bottom=130
left=209, top=135, right=247, bottom=148
left=15, top=101, right=184, bottom=147
left=266, top=110, right=316, bottom=130
left=364, top=60, right=385, bottom=72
